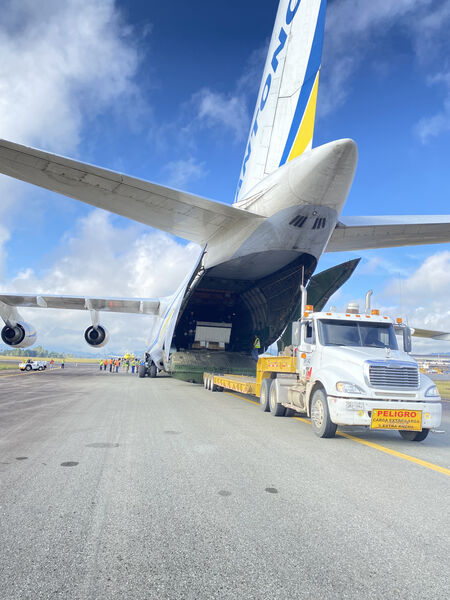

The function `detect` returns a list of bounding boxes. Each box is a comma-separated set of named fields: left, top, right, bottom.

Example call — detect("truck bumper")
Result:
left=327, top=397, right=442, bottom=429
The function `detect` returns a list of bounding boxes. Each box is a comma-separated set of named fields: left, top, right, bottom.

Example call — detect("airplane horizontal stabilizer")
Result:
left=326, top=215, right=450, bottom=252
left=0, top=294, right=160, bottom=315
left=0, top=140, right=263, bottom=245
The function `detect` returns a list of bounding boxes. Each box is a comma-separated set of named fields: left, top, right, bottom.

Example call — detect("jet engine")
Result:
left=1, top=321, right=37, bottom=348
left=84, top=325, right=109, bottom=347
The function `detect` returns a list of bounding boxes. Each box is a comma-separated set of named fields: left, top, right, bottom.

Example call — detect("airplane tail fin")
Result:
left=235, top=0, right=327, bottom=202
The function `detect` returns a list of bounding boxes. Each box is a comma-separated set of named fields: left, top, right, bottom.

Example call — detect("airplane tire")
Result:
left=149, top=363, right=157, bottom=378
left=138, top=365, right=146, bottom=378
left=399, top=429, right=430, bottom=442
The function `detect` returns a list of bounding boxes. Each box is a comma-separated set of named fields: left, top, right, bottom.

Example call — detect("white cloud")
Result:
left=318, top=0, right=448, bottom=117
left=0, top=0, right=140, bottom=153
left=1, top=211, right=201, bottom=353
left=162, top=158, right=208, bottom=189
left=0, top=0, right=144, bottom=277
left=415, top=73, right=450, bottom=143
left=191, top=88, right=249, bottom=142
left=382, top=251, right=450, bottom=352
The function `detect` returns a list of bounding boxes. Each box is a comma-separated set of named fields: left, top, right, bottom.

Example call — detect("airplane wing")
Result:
left=326, top=215, right=450, bottom=252
left=0, top=293, right=160, bottom=315
left=0, top=139, right=263, bottom=245
left=410, top=327, right=450, bottom=341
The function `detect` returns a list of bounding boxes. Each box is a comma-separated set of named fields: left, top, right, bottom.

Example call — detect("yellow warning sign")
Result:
left=371, top=409, right=422, bottom=431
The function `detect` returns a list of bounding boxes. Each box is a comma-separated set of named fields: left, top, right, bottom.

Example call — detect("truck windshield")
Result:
left=317, top=319, right=398, bottom=350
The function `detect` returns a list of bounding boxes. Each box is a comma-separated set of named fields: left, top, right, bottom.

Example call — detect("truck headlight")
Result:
left=336, top=381, right=366, bottom=395
left=425, top=385, right=440, bottom=398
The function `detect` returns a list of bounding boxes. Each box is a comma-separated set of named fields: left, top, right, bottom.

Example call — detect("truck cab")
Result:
left=289, top=306, right=441, bottom=439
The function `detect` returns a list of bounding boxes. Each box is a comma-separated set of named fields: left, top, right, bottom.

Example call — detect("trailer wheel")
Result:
left=310, top=388, right=336, bottom=438
left=259, top=379, right=271, bottom=412
left=149, top=363, right=157, bottom=378
left=399, top=429, right=430, bottom=442
left=138, top=365, right=146, bottom=378
left=269, top=380, right=286, bottom=417
left=205, top=374, right=212, bottom=391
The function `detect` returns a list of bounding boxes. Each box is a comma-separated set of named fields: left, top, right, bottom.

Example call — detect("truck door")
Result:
left=298, top=320, right=316, bottom=381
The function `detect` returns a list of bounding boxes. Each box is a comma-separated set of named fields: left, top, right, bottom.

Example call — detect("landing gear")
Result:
left=138, top=361, right=158, bottom=378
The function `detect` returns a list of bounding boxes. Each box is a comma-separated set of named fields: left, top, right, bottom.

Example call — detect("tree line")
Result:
left=0, top=345, right=76, bottom=358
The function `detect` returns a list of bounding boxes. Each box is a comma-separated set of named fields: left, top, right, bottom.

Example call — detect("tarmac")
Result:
left=0, top=365, right=449, bottom=599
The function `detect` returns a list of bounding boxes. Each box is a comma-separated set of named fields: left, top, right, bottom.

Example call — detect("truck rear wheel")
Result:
left=149, top=363, right=157, bottom=378
left=399, top=429, right=430, bottom=442
left=259, top=379, right=271, bottom=412
left=269, top=380, right=286, bottom=417
left=310, top=388, right=336, bottom=438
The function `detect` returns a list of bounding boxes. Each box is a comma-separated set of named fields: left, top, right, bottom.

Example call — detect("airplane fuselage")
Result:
left=149, top=139, right=358, bottom=369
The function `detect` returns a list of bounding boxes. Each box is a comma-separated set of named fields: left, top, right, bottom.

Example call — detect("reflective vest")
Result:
left=254, top=337, right=261, bottom=349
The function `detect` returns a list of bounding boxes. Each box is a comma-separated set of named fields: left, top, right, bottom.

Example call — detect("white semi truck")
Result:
left=204, top=292, right=442, bottom=441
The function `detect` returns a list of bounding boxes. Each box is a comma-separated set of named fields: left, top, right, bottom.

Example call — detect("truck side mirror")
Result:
left=292, top=322, right=301, bottom=346
left=403, top=326, right=412, bottom=353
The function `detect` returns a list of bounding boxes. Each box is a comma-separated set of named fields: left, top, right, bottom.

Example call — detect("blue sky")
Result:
left=0, top=0, right=449, bottom=354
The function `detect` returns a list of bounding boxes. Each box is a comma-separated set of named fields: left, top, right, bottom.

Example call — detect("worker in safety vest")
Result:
left=252, top=335, right=261, bottom=361
left=99, top=359, right=103, bottom=371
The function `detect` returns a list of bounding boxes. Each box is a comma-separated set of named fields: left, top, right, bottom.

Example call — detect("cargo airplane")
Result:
left=0, top=0, right=449, bottom=378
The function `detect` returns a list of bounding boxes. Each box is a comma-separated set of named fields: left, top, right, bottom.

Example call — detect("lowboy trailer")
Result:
left=203, top=291, right=442, bottom=441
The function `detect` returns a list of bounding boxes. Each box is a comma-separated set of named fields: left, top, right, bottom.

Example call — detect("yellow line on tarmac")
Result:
left=291, top=416, right=450, bottom=477
left=335, top=431, right=450, bottom=477
left=224, top=392, right=450, bottom=477
left=225, top=391, right=259, bottom=406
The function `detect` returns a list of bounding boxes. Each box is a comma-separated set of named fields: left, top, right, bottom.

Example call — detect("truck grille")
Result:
left=368, top=364, right=419, bottom=389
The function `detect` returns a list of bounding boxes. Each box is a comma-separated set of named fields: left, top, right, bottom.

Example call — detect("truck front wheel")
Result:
left=149, top=363, right=157, bottom=378
left=399, top=429, right=430, bottom=442
left=310, top=388, right=337, bottom=438
left=138, top=365, right=146, bottom=378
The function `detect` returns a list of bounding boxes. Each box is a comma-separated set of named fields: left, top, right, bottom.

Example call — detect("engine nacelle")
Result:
left=84, top=325, right=109, bottom=347
left=1, top=321, right=37, bottom=348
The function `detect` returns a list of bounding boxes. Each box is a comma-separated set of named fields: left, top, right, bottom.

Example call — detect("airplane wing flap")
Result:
left=0, top=294, right=160, bottom=315
left=0, top=139, right=263, bottom=245
left=327, top=215, right=450, bottom=252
